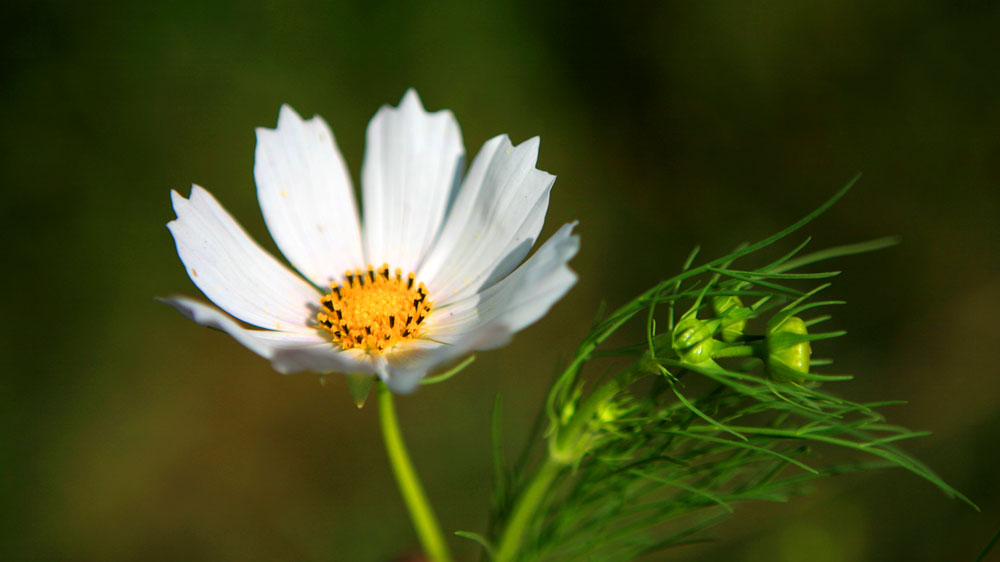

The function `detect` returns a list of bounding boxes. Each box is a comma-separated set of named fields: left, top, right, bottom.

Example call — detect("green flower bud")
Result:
left=711, top=295, right=742, bottom=316
left=672, top=313, right=722, bottom=364
left=681, top=338, right=718, bottom=363
left=559, top=384, right=583, bottom=425
left=712, top=295, right=748, bottom=343
left=598, top=398, right=632, bottom=424
left=766, top=316, right=811, bottom=383
left=550, top=390, right=622, bottom=465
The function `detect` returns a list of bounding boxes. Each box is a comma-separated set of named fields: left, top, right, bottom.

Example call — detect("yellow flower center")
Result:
left=316, top=264, right=433, bottom=353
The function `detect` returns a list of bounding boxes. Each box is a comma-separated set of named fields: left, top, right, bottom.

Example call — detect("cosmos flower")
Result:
left=164, top=89, right=579, bottom=393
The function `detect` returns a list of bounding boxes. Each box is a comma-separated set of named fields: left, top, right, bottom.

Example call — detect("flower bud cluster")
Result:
left=670, top=295, right=755, bottom=365
left=552, top=295, right=819, bottom=469
left=667, top=295, right=813, bottom=382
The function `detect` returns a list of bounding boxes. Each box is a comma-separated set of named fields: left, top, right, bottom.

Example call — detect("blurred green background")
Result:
left=3, top=1, right=999, bottom=560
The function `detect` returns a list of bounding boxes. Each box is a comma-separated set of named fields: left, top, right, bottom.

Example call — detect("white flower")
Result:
left=165, top=89, right=579, bottom=393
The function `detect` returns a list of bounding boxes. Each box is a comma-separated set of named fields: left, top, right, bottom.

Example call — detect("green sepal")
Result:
left=344, top=373, right=376, bottom=408
left=420, top=354, right=476, bottom=385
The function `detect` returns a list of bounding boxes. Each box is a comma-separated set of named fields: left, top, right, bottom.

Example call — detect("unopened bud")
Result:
left=672, top=314, right=722, bottom=364
left=712, top=295, right=748, bottom=343
left=711, top=295, right=742, bottom=316
left=766, top=316, right=811, bottom=383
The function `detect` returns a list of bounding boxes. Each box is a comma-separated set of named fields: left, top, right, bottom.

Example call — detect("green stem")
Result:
left=712, top=343, right=763, bottom=359
left=377, top=383, right=453, bottom=562
left=494, top=457, right=564, bottom=562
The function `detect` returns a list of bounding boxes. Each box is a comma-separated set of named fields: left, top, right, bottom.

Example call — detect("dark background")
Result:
left=3, top=1, right=998, bottom=560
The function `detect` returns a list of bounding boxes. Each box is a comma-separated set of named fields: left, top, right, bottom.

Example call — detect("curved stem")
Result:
left=377, top=383, right=453, bottom=562
left=494, top=457, right=563, bottom=562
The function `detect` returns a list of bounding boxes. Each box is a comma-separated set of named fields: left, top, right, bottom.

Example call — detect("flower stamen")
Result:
left=317, top=263, right=433, bottom=353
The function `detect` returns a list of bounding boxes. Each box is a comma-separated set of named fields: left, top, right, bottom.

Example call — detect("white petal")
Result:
left=381, top=340, right=459, bottom=393
left=255, top=105, right=365, bottom=287
left=167, top=185, right=320, bottom=330
left=382, top=323, right=518, bottom=393
left=162, top=296, right=375, bottom=374
left=376, top=223, right=579, bottom=391
left=419, top=135, right=554, bottom=305
left=427, top=222, right=580, bottom=349
left=361, top=89, right=465, bottom=272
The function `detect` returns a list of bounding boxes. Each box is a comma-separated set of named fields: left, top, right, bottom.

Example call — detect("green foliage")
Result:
left=976, top=528, right=1000, bottom=562
left=468, top=178, right=975, bottom=562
